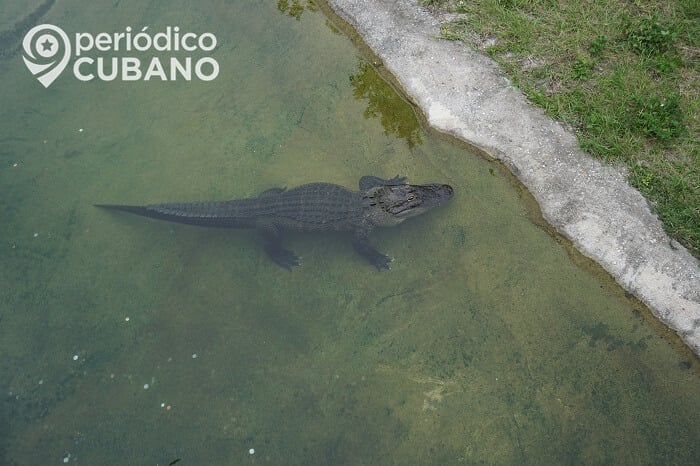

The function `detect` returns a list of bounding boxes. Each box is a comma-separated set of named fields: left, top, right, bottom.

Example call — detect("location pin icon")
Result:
left=22, top=24, right=71, bottom=88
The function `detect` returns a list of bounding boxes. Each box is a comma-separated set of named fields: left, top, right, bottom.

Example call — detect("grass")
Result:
left=424, top=0, right=699, bottom=256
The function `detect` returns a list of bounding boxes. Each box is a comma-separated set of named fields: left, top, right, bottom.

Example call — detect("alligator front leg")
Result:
left=359, top=175, right=407, bottom=191
left=352, top=231, right=391, bottom=270
left=258, top=222, right=300, bottom=270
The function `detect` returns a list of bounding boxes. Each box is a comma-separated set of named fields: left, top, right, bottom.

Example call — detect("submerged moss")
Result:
left=350, top=61, right=423, bottom=148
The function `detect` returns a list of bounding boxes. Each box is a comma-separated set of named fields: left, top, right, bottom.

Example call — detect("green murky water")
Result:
left=1, top=1, right=699, bottom=464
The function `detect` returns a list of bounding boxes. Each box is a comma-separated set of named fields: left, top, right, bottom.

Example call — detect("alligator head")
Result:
left=363, top=182, right=454, bottom=227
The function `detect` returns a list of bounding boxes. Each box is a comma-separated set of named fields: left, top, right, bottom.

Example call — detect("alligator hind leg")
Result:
left=258, top=223, right=300, bottom=270
left=359, top=175, right=407, bottom=191
left=352, top=232, right=391, bottom=270
left=264, top=241, right=300, bottom=270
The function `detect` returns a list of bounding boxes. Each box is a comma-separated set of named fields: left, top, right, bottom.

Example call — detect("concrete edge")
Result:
left=324, top=0, right=700, bottom=356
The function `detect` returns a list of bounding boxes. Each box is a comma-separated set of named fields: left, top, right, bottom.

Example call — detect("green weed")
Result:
left=571, top=56, right=595, bottom=81
left=624, top=15, right=679, bottom=56
left=588, top=36, right=608, bottom=56
left=631, top=93, right=686, bottom=141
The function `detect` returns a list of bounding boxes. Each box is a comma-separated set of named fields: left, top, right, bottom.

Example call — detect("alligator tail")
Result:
left=94, top=202, right=257, bottom=228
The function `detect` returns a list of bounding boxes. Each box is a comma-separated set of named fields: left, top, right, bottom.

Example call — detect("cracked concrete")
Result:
left=325, top=0, right=700, bottom=356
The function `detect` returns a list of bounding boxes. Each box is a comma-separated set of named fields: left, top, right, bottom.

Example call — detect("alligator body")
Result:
left=96, top=175, right=453, bottom=269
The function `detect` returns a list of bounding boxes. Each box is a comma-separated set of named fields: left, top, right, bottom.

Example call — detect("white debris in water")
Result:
left=72, top=354, right=79, bottom=361
left=249, top=448, right=255, bottom=455
left=33, top=232, right=38, bottom=237
left=125, top=316, right=130, bottom=322
left=191, top=353, right=197, bottom=359
left=62, top=453, right=71, bottom=463
left=161, top=402, right=165, bottom=408
left=78, top=128, right=83, bottom=132
left=12, top=163, right=18, bottom=167
left=143, top=383, right=149, bottom=390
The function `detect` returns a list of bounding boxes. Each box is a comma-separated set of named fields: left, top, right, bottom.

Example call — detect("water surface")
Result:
left=1, top=1, right=699, bottom=464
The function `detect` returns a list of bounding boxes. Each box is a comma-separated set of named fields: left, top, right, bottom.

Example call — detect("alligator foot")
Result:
left=264, top=242, right=300, bottom=270
left=353, top=239, right=392, bottom=270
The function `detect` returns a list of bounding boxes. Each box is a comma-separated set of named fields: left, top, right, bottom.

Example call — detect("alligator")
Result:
left=95, top=175, right=453, bottom=269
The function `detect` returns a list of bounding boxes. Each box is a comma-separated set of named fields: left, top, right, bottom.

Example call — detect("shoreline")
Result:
left=323, top=0, right=700, bottom=356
